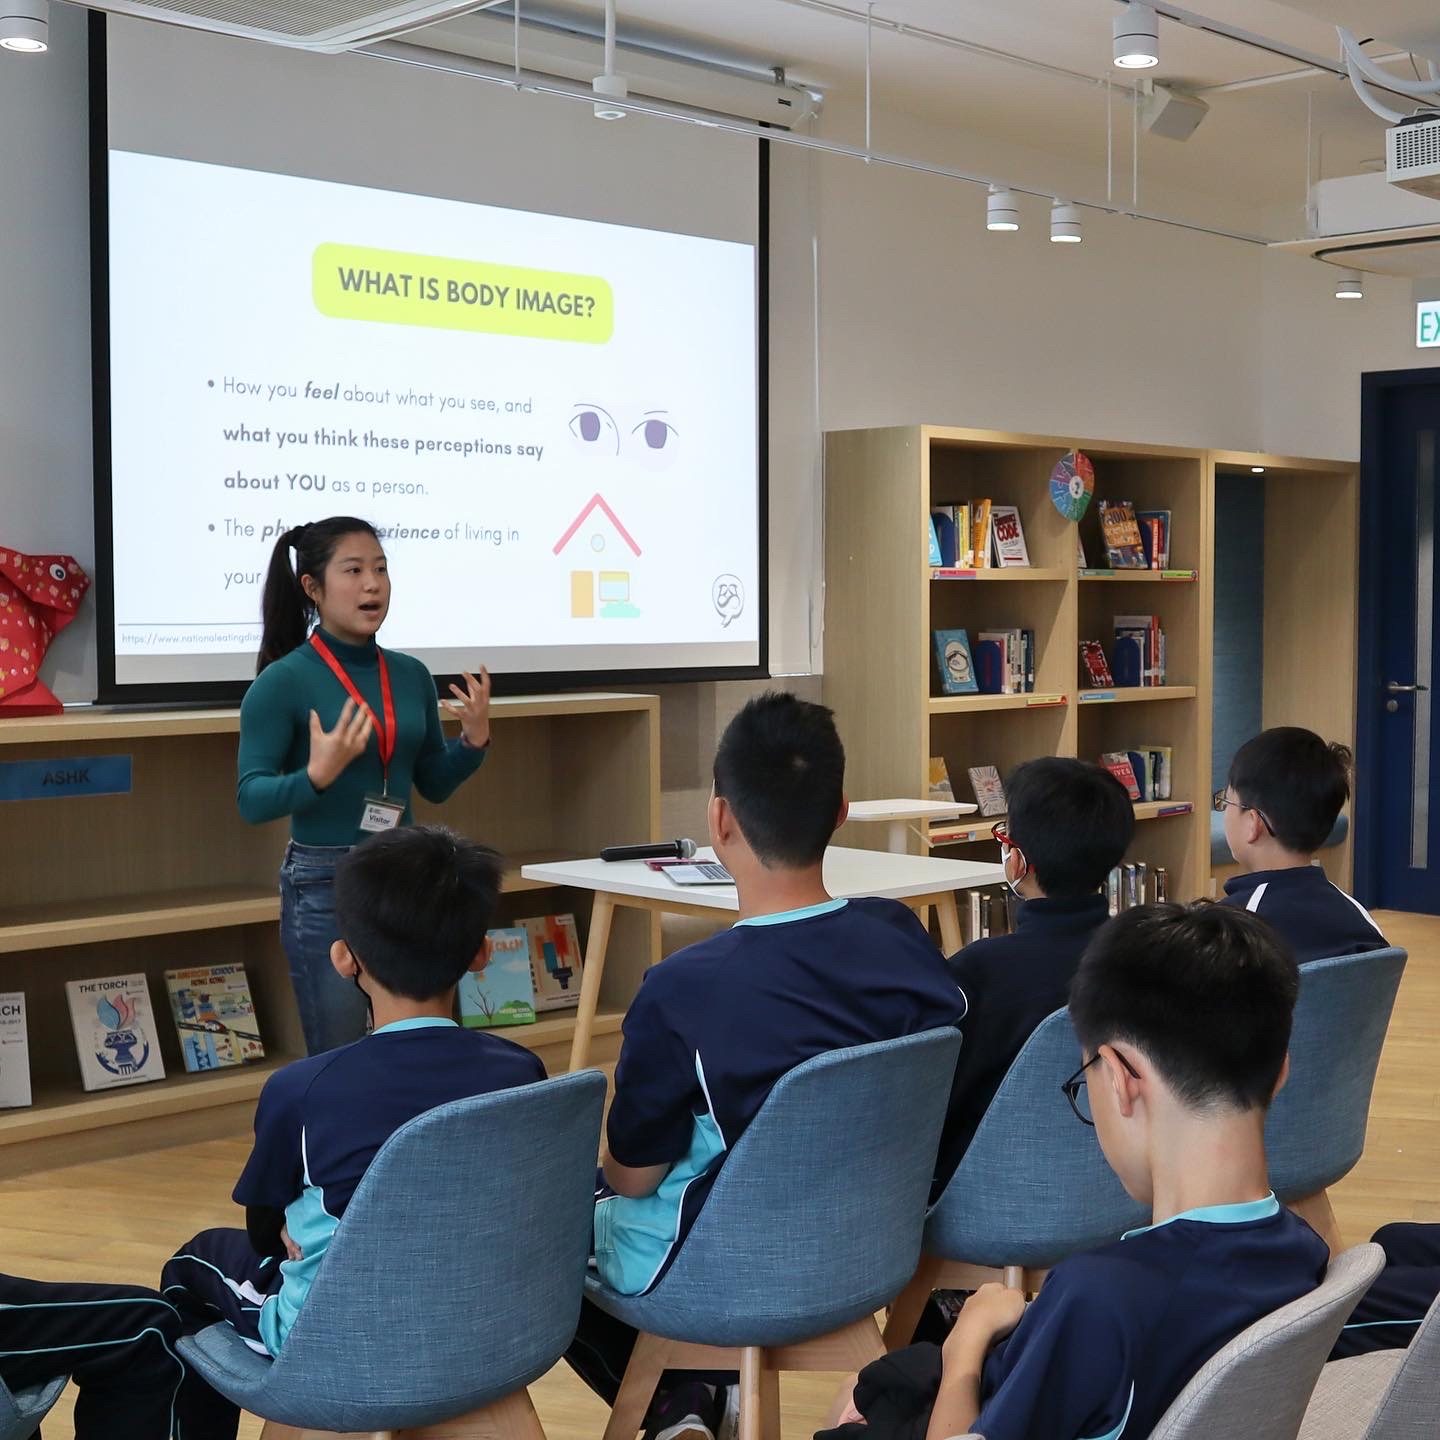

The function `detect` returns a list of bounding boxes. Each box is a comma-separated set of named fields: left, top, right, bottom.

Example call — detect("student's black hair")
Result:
left=1069, top=901, right=1299, bottom=1112
left=257, top=516, right=381, bottom=673
left=1006, top=757, right=1135, bottom=899
left=1228, top=726, right=1352, bottom=854
left=712, top=691, right=844, bottom=868
left=334, top=826, right=503, bottom=1000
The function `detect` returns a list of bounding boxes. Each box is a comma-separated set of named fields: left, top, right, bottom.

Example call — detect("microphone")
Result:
left=600, top=838, right=698, bottom=863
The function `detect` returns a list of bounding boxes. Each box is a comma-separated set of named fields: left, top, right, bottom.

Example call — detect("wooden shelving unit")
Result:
left=824, top=425, right=1213, bottom=902
left=0, top=693, right=659, bottom=1172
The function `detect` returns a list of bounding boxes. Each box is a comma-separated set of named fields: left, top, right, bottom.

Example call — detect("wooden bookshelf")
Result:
left=0, top=695, right=659, bottom=1173
left=931, top=567, right=1070, bottom=583
left=824, top=425, right=1213, bottom=901
left=1076, top=686, right=1198, bottom=704
left=929, top=798, right=1195, bottom=847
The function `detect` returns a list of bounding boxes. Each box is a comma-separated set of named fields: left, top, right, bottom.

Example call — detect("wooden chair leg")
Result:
left=403, top=1387, right=547, bottom=1439
left=883, top=1254, right=942, bottom=1351
left=603, top=1331, right=672, bottom=1440
left=757, top=1357, right=781, bottom=1440
left=738, top=1347, right=764, bottom=1440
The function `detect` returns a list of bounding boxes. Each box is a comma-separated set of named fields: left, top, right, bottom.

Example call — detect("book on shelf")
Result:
left=928, top=515, right=944, bottom=567
left=165, top=964, right=265, bottom=1073
left=966, top=887, right=1020, bottom=943
left=1098, top=499, right=1147, bottom=568
left=0, top=992, right=30, bottom=1108
left=955, top=503, right=972, bottom=567
left=66, top=973, right=166, bottom=1092
left=1113, top=613, right=1166, bottom=687
left=968, top=764, right=1007, bottom=817
left=1123, top=745, right=1174, bottom=802
left=1100, top=752, right=1142, bottom=801
left=1076, top=530, right=1089, bottom=568
left=459, top=926, right=538, bottom=1028
left=930, top=508, right=956, bottom=567
left=933, top=628, right=980, bottom=695
left=524, top=914, right=584, bottom=1012
left=928, top=756, right=956, bottom=803
left=1079, top=639, right=1114, bottom=689
left=975, top=628, right=1034, bottom=695
left=990, top=505, right=1030, bottom=567
left=1106, top=863, right=1169, bottom=916
left=1137, top=509, right=1171, bottom=570
left=971, top=499, right=992, bottom=570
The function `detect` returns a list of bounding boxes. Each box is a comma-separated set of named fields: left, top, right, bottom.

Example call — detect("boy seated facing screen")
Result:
left=565, top=692, right=966, bottom=1440
left=1217, top=726, right=1386, bottom=964
left=936, top=756, right=1134, bottom=1194
left=818, top=903, right=1329, bottom=1440
left=161, top=825, right=545, bottom=1440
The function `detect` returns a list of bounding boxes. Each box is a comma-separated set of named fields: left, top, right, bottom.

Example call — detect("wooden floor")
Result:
left=6, top=910, right=1434, bottom=1440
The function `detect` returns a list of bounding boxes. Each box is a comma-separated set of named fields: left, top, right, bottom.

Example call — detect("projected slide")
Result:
left=105, top=151, right=759, bottom=685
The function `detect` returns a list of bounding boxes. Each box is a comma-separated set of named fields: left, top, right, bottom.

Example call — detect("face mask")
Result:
left=1001, top=842, right=1029, bottom=899
left=351, top=967, right=373, bottom=1028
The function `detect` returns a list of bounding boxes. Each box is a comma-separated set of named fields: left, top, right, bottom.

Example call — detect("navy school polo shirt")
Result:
left=1221, top=866, right=1386, bottom=966
left=233, top=1017, right=545, bottom=1352
left=595, top=897, right=967, bottom=1295
left=972, top=1196, right=1329, bottom=1440
left=936, top=892, right=1110, bottom=1195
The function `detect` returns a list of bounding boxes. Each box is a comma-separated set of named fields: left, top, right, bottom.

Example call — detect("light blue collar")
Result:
left=371, top=1017, right=459, bottom=1035
left=735, top=898, right=848, bottom=928
left=1124, top=1192, right=1279, bottom=1240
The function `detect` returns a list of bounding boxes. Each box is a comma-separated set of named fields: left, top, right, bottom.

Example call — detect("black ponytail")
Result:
left=257, top=516, right=380, bottom=673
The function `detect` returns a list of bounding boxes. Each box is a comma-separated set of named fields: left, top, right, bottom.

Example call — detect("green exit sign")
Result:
left=1419, top=301, right=1440, bottom=348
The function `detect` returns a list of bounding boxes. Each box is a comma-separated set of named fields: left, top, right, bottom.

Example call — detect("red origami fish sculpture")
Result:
left=0, top=549, right=90, bottom=716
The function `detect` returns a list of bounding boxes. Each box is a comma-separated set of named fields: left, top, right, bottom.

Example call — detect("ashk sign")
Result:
left=1417, top=300, right=1440, bottom=348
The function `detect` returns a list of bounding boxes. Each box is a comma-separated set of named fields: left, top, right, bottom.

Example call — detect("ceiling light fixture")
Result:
left=1335, top=273, right=1364, bottom=299
left=1113, top=3, right=1159, bottom=70
left=1250, top=466, right=1266, bottom=474
left=987, top=186, right=1019, bottom=231
left=1050, top=199, right=1083, bottom=243
left=592, top=0, right=627, bottom=118
left=0, top=0, right=48, bottom=52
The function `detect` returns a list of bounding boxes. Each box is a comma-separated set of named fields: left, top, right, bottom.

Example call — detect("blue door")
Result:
left=1357, top=370, right=1440, bottom=911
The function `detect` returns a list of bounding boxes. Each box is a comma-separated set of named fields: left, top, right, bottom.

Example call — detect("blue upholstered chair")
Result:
left=1266, top=948, right=1407, bottom=1249
left=884, top=1007, right=1146, bottom=1348
left=585, top=1028, right=963, bottom=1440
left=0, top=1372, right=68, bottom=1440
left=177, top=1070, right=606, bottom=1439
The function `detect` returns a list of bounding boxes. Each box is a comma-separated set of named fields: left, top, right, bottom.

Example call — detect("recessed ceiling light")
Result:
left=1251, top=466, right=1266, bottom=474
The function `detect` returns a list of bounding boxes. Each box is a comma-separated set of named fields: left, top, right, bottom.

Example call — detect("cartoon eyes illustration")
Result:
left=632, top=413, right=678, bottom=468
left=569, top=404, right=620, bottom=456
left=48, top=563, right=67, bottom=583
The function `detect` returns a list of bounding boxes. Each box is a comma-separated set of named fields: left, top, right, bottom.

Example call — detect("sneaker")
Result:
left=715, top=1382, right=740, bottom=1440
left=644, top=1381, right=719, bottom=1440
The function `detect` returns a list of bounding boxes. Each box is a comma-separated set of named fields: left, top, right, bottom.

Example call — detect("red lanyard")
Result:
left=309, top=633, right=396, bottom=791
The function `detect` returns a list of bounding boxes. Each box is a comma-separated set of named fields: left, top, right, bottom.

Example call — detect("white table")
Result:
left=521, top=846, right=1003, bottom=1071
left=843, top=798, right=979, bottom=854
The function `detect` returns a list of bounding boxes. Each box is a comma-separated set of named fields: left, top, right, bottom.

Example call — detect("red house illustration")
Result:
left=553, top=493, right=643, bottom=618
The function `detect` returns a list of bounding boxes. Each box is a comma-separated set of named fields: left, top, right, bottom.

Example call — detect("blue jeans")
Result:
left=279, top=842, right=369, bottom=1054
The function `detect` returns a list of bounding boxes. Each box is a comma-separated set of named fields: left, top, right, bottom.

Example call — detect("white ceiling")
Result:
left=461, top=1, right=1440, bottom=236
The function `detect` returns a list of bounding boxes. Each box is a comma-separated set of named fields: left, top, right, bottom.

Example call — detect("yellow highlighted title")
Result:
left=312, top=243, right=614, bottom=344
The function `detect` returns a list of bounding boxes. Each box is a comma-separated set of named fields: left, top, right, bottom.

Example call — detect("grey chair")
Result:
left=885, top=1007, right=1146, bottom=1348
left=1298, top=1290, right=1440, bottom=1440
left=0, top=1373, right=67, bottom=1440
left=178, top=1070, right=606, bottom=1439
left=1145, top=1243, right=1385, bottom=1440
left=584, top=1028, right=963, bottom=1440
left=1266, top=949, right=1407, bottom=1250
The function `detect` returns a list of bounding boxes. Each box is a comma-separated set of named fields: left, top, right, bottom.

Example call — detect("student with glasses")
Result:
left=1216, top=728, right=1386, bottom=964
left=819, top=903, right=1328, bottom=1440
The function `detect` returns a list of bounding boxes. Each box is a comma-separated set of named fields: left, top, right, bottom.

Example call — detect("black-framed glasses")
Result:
left=1211, top=787, right=1276, bottom=838
left=1061, top=1048, right=1142, bottom=1126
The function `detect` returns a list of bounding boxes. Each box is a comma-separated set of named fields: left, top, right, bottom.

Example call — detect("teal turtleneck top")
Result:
left=237, top=631, right=487, bottom=846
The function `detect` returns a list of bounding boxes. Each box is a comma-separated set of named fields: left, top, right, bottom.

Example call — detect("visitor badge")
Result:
left=359, top=795, right=405, bottom=833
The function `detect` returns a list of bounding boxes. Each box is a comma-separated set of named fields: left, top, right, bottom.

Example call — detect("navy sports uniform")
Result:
left=937, top=893, right=1109, bottom=1195
left=163, top=1017, right=544, bottom=1438
left=822, top=1196, right=1328, bottom=1440
left=568, top=897, right=965, bottom=1403
left=1221, top=867, right=1386, bottom=966
left=1332, top=1222, right=1440, bottom=1358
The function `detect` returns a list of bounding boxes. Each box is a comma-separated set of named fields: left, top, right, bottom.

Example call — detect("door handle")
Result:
left=1386, top=682, right=1430, bottom=693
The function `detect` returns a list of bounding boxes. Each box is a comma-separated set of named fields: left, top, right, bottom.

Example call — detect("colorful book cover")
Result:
left=1137, top=509, right=1171, bottom=569
left=1100, top=752, right=1142, bottom=801
left=524, top=914, right=584, bottom=1012
left=0, top=992, right=30, bottom=1108
left=971, top=500, right=992, bottom=569
left=1076, top=529, right=1090, bottom=568
left=459, top=926, right=537, bottom=1028
left=927, top=516, right=944, bottom=567
left=928, top=756, right=956, bottom=803
left=933, top=628, right=980, bottom=695
left=955, top=503, right=972, bottom=567
left=65, top=974, right=166, bottom=1092
left=968, top=764, right=1007, bottom=817
left=1099, top=500, right=1147, bottom=568
left=930, top=509, right=956, bottom=567
left=990, top=505, right=1030, bottom=567
left=977, top=630, right=1017, bottom=695
left=1079, top=640, right=1114, bottom=688
left=165, top=964, right=265, bottom=1073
